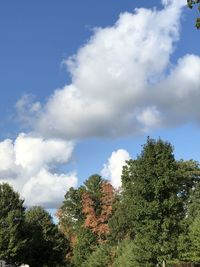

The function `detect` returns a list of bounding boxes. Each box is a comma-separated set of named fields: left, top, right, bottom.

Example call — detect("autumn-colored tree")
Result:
left=82, top=181, right=115, bottom=243
left=58, top=175, right=116, bottom=266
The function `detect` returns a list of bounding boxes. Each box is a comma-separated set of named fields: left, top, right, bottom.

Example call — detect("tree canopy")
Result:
left=24, top=206, right=69, bottom=267
left=1, top=137, right=200, bottom=266
left=0, top=183, right=26, bottom=265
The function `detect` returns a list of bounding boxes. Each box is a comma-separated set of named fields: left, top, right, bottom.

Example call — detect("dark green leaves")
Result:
left=187, top=0, right=200, bottom=28
left=0, top=183, right=26, bottom=265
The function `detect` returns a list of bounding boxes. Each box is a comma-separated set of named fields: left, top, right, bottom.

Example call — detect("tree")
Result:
left=113, top=239, right=137, bottom=267
left=0, top=183, right=26, bottom=265
left=178, top=173, right=200, bottom=264
left=82, top=179, right=115, bottom=243
left=187, top=0, right=200, bottom=28
left=57, top=186, right=87, bottom=263
left=81, top=243, right=112, bottom=267
left=58, top=175, right=116, bottom=266
left=187, top=213, right=200, bottom=263
left=24, top=206, right=69, bottom=267
left=72, top=227, right=97, bottom=267
left=118, top=138, right=194, bottom=266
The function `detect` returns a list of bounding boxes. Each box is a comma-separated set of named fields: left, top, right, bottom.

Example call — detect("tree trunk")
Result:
left=162, top=260, right=166, bottom=267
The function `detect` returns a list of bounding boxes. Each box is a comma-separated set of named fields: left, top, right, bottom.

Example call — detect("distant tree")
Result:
left=24, top=206, right=69, bottom=267
left=0, top=183, right=26, bottom=265
left=187, top=0, right=200, bottom=28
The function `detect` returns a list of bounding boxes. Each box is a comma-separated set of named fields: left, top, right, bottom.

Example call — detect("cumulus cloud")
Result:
left=161, top=0, right=185, bottom=7
left=0, top=133, right=77, bottom=208
left=9, top=0, right=200, bottom=206
left=101, top=149, right=130, bottom=188
left=15, top=0, right=199, bottom=140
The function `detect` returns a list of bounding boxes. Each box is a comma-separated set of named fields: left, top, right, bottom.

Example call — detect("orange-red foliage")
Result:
left=82, top=181, right=115, bottom=243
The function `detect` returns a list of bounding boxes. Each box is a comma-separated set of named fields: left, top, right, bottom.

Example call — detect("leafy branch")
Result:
left=187, top=0, right=200, bottom=28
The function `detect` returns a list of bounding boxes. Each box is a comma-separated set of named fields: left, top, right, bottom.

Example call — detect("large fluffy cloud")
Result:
left=7, top=0, right=200, bottom=207
left=0, top=133, right=77, bottom=208
left=16, top=0, right=199, bottom=140
left=101, top=149, right=130, bottom=188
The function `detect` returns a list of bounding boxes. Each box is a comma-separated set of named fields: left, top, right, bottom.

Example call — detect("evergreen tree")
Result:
left=178, top=171, right=200, bottom=264
left=113, top=239, right=137, bottom=267
left=119, top=138, right=188, bottom=266
left=24, top=206, right=69, bottom=267
left=81, top=243, right=112, bottom=267
left=0, top=183, right=26, bottom=265
left=72, top=227, right=97, bottom=267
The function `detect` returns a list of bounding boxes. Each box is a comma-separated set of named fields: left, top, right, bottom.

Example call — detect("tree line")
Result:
left=1, top=137, right=200, bottom=266
left=0, top=183, right=68, bottom=266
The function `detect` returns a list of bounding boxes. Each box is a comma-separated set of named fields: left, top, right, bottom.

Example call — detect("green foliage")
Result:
left=73, top=227, right=97, bottom=267
left=178, top=178, right=200, bottom=264
left=84, top=174, right=103, bottom=216
left=58, top=174, right=115, bottom=266
left=118, top=138, right=191, bottom=266
left=187, top=181, right=200, bottom=222
left=108, top=193, right=135, bottom=242
left=24, top=206, right=68, bottom=267
left=58, top=186, right=86, bottom=239
left=113, top=239, right=137, bottom=267
left=82, top=244, right=112, bottom=267
left=187, top=214, right=200, bottom=263
left=1, top=138, right=200, bottom=267
left=0, top=183, right=26, bottom=265
left=187, top=0, right=200, bottom=28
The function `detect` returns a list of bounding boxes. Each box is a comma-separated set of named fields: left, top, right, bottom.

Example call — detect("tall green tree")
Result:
left=178, top=172, right=200, bottom=264
left=0, top=183, right=26, bottom=265
left=72, top=227, right=97, bottom=267
left=118, top=138, right=194, bottom=266
left=24, top=206, right=69, bottom=267
left=81, top=243, right=112, bottom=267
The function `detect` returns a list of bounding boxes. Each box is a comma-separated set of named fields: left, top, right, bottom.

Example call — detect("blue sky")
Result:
left=0, top=0, right=200, bottom=209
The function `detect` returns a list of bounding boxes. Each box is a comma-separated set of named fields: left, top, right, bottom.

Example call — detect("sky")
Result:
left=0, top=0, right=200, bottom=211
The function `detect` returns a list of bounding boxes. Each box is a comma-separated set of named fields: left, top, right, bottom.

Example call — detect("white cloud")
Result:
left=161, top=0, right=185, bottom=7
left=154, top=55, right=200, bottom=127
left=0, top=133, right=77, bottom=208
left=101, top=149, right=130, bottom=188
left=22, top=169, right=77, bottom=208
left=16, top=0, right=198, bottom=140
left=136, top=106, right=162, bottom=133
left=16, top=94, right=41, bottom=126
left=9, top=0, right=200, bottom=206
left=14, top=133, right=73, bottom=171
